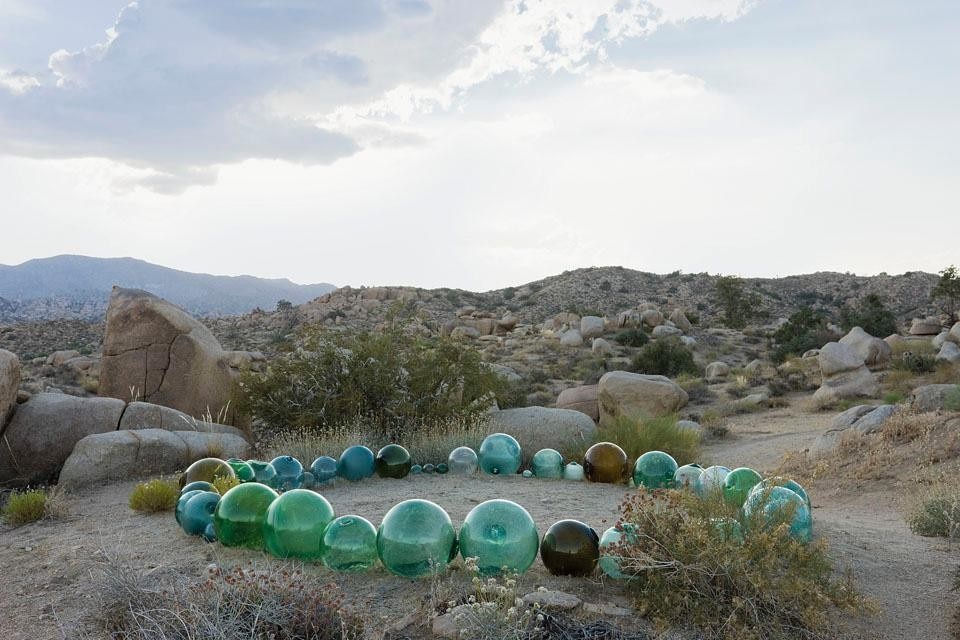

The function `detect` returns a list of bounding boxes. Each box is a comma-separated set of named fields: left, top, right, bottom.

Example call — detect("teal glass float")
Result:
left=695, top=465, right=731, bottom=498
left=522, top=470, right=533, bottom=478
left=532, top=449, right=564, bottom=479
left=447, top=447, right=478, bottom=475
left=180, top=458, right=235, bottom=488
left=270, top=455, right=305, bottom=491
left=213, top=483, right=279, bottom=549
left=436, top=463, right=449, bottom=474
left=246, top=460, right=279, bottom=489
left=202, top=522, right=217, bottom=542
left=633, top=451, right=679, bottom=489
left=540, top=519, right=600, bottom=577
left=227, top=458, right=256, bottom=483
left=181, top=491, right=220, bottom=537
left=673, top=463, right=703, bottom=489
left=175, top=489, right=204, bottom=525
left=423, top=463, right=435, bottom=473
left=751, top=476, right=810, bottom=508
left=411, top=464, right=423, bottom=475
left=301, top=471, right=316, bottom=489
left=321, top=515, right=379, bottom=572
left=598, top=526, right=629, bottom=579
left=710, top=516, right=744, bottom=543
left=377, top=499, right=456, bottom=578
left=376, top=444, right=412, bottom=479
left=479, top=433, right=522, bottom=475
left=723, top=467, right=763, bottom=507
left=181, top=480, right=218, bottom=495
left=338, top=445, right=375, bottom=482
left=310, top=456, right=338, bottom=484
left=263, top=489, right=335, bottom=560
left=743, top=486, right=812, bottom=543
left=563, top=462, right=585, bottom=481
left=458, top=499, right=539, bottom=575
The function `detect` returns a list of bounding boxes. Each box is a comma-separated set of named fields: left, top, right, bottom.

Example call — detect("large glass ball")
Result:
left=246, top=460, right=279, bottom=489
left=540, top=519, right=600, bottom=576
left=750, top=476, right=810, bottom=508
left=338, top=445, right=376, bottom=482
left=377, top=499, right=456, bottom=578
left=742, top=486, right=812, bottom=543
left=227, top=458, right=255, bottom=482
left=531, top=449, right=564, bottom=479
left=447, top=447, right=479, bottom=475
left=710, top=516, right=745, bottom=543
left=479, top=433, right=522, bottom=476
left=175, top=489, right=203, bottom=525
left=213, top=483, right=279, bottom=549
left=179, top=458, right=235, bottom=488
left=563, top=462, right=585, bottom=481
left=598, top=526, right=630, bottom=579
left=181, top=491, right=220, bottom=537
left=310, top=456, right=338, bottom=484
left=375, top=445, right=412, bottom=479
left=181, top=480, right=218, bottom=495
left=321, top=515, right=379, bottom=572
left=263, top=489, right=335, bottom=560
left=695, top=465, right=731, bottom=498
left=633, top=451, right=679, bottom=489
left=673, top=463, right=703, bottom=489
left=723, top=467, right=763, bottom=507
left=458, top=499, right=539, bottom=575
left=583, top=442, right=629, bottom=484
left=269, top=456, right=305, bottom=491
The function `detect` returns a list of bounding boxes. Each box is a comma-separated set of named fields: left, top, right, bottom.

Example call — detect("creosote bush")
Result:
left=614, top=328, right=649, bottom=348
left=630, top=338, right=698, bottom=378
left=2, top=487, right=60, bottom=525
left=563, top=415, right=700, bottom=467
left=128, top=477, right=180, bottom=513
left=907, top=466, right=960, bottom=540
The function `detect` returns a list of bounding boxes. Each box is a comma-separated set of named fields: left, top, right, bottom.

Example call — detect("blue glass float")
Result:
left=227, top=458, right=255, bottom=483
left=532, top=449, right=564, bottom=479
left=202, top=522, right=217, bottom=542
left=321, top=515, right=379, bottom=572
left=310, top=456, right=338, bottom=484
left=436, top=463, right=449, bottom=474
left=633, top=451, right=679, bottom=489
left=540, top=519, right=600, bottom=576
left=263, top=489, right=335, bottom=560
left=301, top=471, right=316, bottom=489
left=742, top=486, right=812, bottom=543
left=175, top=489, right=203, bottom=525
left=695, top=465, right=731, bottom=498
left=246, top=460, right=279, bottom=489
left=673, top=463, right=703, bottom=489
left=270, top=456, right=305, bottom=491
left=213, top=483, right=279, bottom=549
left=458, top=499, right=539, bottom=576
left=478, top=433, right=522, bottom=476
left=181, top=481, right=218, bottom=495
left=563, top=462, right=585, bottom=481
left=338, top=446, right=375, bottom=482
left=447, top=447, right=479, bottom=475
left=599, top=526, right=628, bottom=579
left=750, top=476, right=810, bottom=508
left=377, top=499, right=456, bottom=578
left=423, top=463, right=435, bottom=474
left=375, top=445, right=412, bottom=479
left=181, top=491, right=220, bottom=537
left=723, top=467, right=763, bottom=507
left=411, top=464, right=423, bottom=475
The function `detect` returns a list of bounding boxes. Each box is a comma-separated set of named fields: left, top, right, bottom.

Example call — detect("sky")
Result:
left=0, top=0, right=957, bottom=291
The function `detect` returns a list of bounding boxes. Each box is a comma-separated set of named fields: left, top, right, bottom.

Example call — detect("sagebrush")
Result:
left=128, top=477, right=179, bottom=513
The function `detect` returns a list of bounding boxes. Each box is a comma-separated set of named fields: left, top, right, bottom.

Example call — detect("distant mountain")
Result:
left=0, top=255, right=335, bottom=321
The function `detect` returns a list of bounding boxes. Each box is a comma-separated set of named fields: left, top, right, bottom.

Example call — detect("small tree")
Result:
left=714, top=275, right=762, bottom=330
left=932, top=265, right=960, bottom=323
left=772, top=307, right=832, bottom=363
left=840, top=293, right=898, bottom=337
left=275, top=299, right=293, bottom=313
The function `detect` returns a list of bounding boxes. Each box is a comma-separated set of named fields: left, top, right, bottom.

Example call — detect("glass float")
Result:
left=301, top=471, right=316, bottom=489
left=338, top=446, right=376, bottom=482
left=263, top=489, right=335, bottom=560
left=522, top=470, right=533, bottom=478
left=583, top=442, right=629, bottom=484
left=478, top=433, right=522, bottom=476
left=423, top=463, right=435, bottom=474
left=695, top=465, right=731, bottom=498
left=246, top=460, right=279, bottom=489
left=563, top=462, right=585, bottom=481
left=598, top=526, right=631, bottom=579
left=447, top=447, right=479, bottom=475
left=270, top=455, right=305, bottom=491
left=181, top=491, right=220, bottom=537
left=723, top=467, right=763, bottom=507
left=202, top=522, right=217, bottom=542
left=321, top=515, right=379, bottom=572
left=750, top=476, right=810, bottom=508
left=375, top=444, right=412, bottom=479
left=213, top=483, right=279, bottom=549
left=227, top=458, right=255, bottom=483
left=181, top=480, right=218, bottom=495
left=540, top=519, right=600, bottom=576
left=532, top=449, right=564, bottom=479
left=377, top=499, right=456, bottom=578
left=458, top=499, right=539, bottom=575
left=179, top=458, right=235, bottom=488
left=633, top=451, right=679, bottom=489
left=175, top=489, right=203, bottom=525
left=310, top=456, right=338, bottom=484
left=743, top=486, right=812, bottom=543
left=709, top=516, right=745, bottom=543
left=436, top=463, right=449, bottom=474
left=673, top=463, right=703, bottom=489
left=411, top=464, right=423, bottom=475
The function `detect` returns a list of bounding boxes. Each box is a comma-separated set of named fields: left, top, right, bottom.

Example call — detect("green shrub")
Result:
left=908, top=475, right=960, bottom=539
left=946, top=386, right=960, bottom=412
left=771, top=307, right=833, bottom=363
left=714, top=275, right=763, bottom=329
left=2, top=488, right=52, bottom=525
left=893, top=351, right=937, bottom=374
left=614, top=328, right=649, bottom=348
left=630, top=338, right=698, bottom=377
left=676, top=373, right=712, bottom=403
left=883, top=391, right=906, bottom=405
left=128, top=478, right=179, bottom=513
left=563, top=415, right=700, bottom=466
left=840, top=293, right=898, bottom=338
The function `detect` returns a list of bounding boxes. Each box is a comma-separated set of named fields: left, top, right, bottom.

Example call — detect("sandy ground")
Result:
left=1, top=401, right=959, bottom=639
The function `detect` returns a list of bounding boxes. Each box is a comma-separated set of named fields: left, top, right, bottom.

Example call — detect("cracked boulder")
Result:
left=812, top=342, right=879, bottom=408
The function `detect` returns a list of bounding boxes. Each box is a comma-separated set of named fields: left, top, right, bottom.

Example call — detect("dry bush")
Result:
left=128, top=477, right=179, bottom=513
left=1, top=486, right=66, bottom=525
left=907, top=464, right=960, bottom=539
left=933, top=363, right=960, bottom=385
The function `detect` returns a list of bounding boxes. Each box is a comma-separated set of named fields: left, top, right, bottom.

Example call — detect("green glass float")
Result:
left=447, top=447, right=478, bottom=475
left=750, top=476, right=810, bottom=508
left=301, top=471, right=316, bottom=489
left=709, top=516, right=744, bottom=543
left=213, top=483, right=279, bottom=549
left=458, top=499, right=539, bottom=576
left=563, top=462, right=585, bottom=481
left=633, top=451, right=679, bottom=489
left=411, top=464, right=423, bottom=475
left=723, top=467, right=763, bottom=507
left=175, top=489, right=204, bottom=525
left=246, top=460, right=279, bottom=489
left=540, top=519, right=599, bottom=577
left=377, top=499, right=456, bottom=578
left=423, top=463, right=435, bottom=474
left=695, top=465, right=730, bottom=498
left=583, top=442, right=629, bottom=484
left=598, top=526, right=629, bottom=579
left=202, top=522, right=217, bottom=542
left=522, top=470, right=533, bottom=478
left=179, top=458, right=235, bottom=488
left=436, top=463, right=449, bottom=474
left=743, top=486, right=812, bottom=543
left=338, top=445, right=375, bottom=482
left=227, top=458, right=255, bottom=482
left=270, top=455, right=305, bottom=491
left=181, top=491, right=220, bottom=537
left=181, top=480, right=218, bottom=495
left=673, top=463, right=703, bottom=489
left=532, top=448, right=564, bottom=479
left=375, top=445, right=412, bottom=479
left=321, top=515, right=379, bottom=572
left=263, top=489, right=335, bottom=560
left=478, top=433, right=522, bottom=476
left=310, top=456, right=338, bottom=484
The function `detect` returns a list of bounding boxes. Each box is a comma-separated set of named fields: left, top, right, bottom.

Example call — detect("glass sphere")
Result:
left=723, top=467, right=763, bottom=507
left=750, top=476, right=810, bottom=508
left=458, top=499, right=539, bottom=576
left=633, top=451, right=679, bottom=489
left=695, top=465, right=731, bottom=498
left=598, top=526, right=629, bottom=579
left=310, top=456, right=338, bottom=484
left=377, top=499, right=456, bottom=578
left=743, top=486, right=812, bottom=543
left=673, top=463, right=703, bottom=489
left=411, top=464, right=423, bottom=475
left=202, top=522, right=217, bottom=542
left=269, top=456, right=305, bottom=491
left=563, top=462, right=585, bottom=481
left=181, top=480, right=218, bottom=495
left=263, top=489, right=335, bottom=560
left=301, top=471, right=316, bottom=489
left=338, top=446, right=375, bottom=482
left=376, top=444, right=412, bottom=479
left=583, top=442, right=629, bottom=484
left=175, top=489, right=203, bottom=525
left=540, top=519, right=600, bottom=576
left=181, top=491, right=220, bottom=537
left=227, top=458, right=255, bottom=482
left=246, top=460, right=279, bottom=489
left=532, top=449, right=564, bottom=479
left=213, top=483, right=279, bottom=549
left=436, top=463, right=449, bottom=474
left=447, top=447, right=479, bottom=475
left=179, top=458, right=235, bottom=488
left=423, top=463, right=435, bottom=474
left=322, top=515, right=379, bottom=572
left=522, top=470, right=533, bottom=478
left=710, top=516, right=744, bottom=543
left=478, top=433, right=522, bottom=476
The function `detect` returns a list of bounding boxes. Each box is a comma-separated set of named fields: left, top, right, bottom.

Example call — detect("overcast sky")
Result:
left=1, top=0, right=957, bottom=290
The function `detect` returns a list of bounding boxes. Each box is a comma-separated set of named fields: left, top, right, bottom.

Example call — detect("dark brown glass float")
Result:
left=539, top=519, right=600, bottom=576
left=583, top=442, right=629, bottom=483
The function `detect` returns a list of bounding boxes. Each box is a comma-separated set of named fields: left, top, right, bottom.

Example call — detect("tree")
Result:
left=714, top=276, right=762, bottom=330
left=840, top=293, right=898, bottom=337
left=771, top=307, right=831, bottom=363
left=275, top=299, right=293, bottom=313
left=931, top=265, right=960, bottom=323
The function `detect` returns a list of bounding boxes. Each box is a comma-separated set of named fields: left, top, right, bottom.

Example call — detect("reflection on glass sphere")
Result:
left=375, top=444, right=412, bottom=479
left=263, top=489, right=335, bottom=560
left=322, top=515, right=379, bottom=572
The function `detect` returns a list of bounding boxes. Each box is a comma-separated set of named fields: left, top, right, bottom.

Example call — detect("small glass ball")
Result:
left=563, top=462, right=585, bottom=481
left=246, top=460, right=279, bottom=489
left=531, top=448, right=564, bottom=479
left=423, top=463, right=435, bottom=474
left=695, top=465, right=731, bottom=498
left=673, top=463, right=703, bottom=489
left=180, top=491, right=220, bottom=537
left=447, top=447, right=479, bottom=475
left=175, top=489, right=203, bottom=525
left=181, top=480, right=218, bottom=495
left=411, top=464, right=423, bottom=475
left=227, top=458, right=256, bottom=482
left=310, top=456, right=338, bottom=484
left=522, top=470, right=533, bottom=478
left=436, top=463, right=449, bottom=474
left=598, top=526, right=628, bottom=579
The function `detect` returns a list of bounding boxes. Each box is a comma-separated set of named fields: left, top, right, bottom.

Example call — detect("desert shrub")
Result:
left=933, top=362, right=960, bottom=385
left=932, top=265, right=960, bottom=323
left=840, top=293, right=898, bottom=338
left=615, top=490, right=867, bottom=639
left=714, top=275, right=763, bottom=329
left=771, top=307, right=833, bottom=363
left=128, top=477, right=179, bottom=513
left=908, top=469, right=960, bottom=539
left=893, top=351, right=937, bottom=374
left=2, top=488, right=58, bottom=525
left=946, top=386, right=960, bottom=412
left=614, top=328, right=649, bottom=348
left=676, top=373, right=712, bottom=403
left=564, top=415, right=700, bottom=466
left=883, top=391, right=906, bottom=405
left=630, top=338, right=698, bottom=377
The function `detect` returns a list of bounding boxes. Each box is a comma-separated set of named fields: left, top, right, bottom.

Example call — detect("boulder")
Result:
left=0, top=393, right=125, bottom=485
left=118, top=401, right=246, bottom=438
left=744, top=359, right=763, bottom=375
left=486, top=363, right=521, bottom=383
left=933, top=331, right=950, bottom=350
left=813, top=342, right=879, bottom=407
left=910, top=384, right=960, bottom=412
left=640, top=309, right=664, bottom=328
left=669, top=309, right=692, bottom=334
left=591, top=338, right=614, bottom=355
left=910, top=317, right=942, bottom=336
left=652, top=325, right=682, bottom=338
left=818, top=342, right=866, bottom=377
left=839, top=326, right=892, bottom=368
left=560, top=329, right=584, bottom=347
left=831, top=404, right=877, bottom=429
left=597, top=371, right=688, bottom=426
left=487, top=407, right=598, bottom=454
left=675, top=419, right=703, bottom=436
left=556, top=385, right=599, bottom=422
left=811, top=404, right=895, bottom=458
left=0, top=350, right=19, bottom=428
left=617, top=310, right=640, bottom=328
left=850, top=404, right=896, bottom=434
left=705, top=361, right=730, bottom=382
left=680, top=336, right=697, bottom=348
left=884, top=334, right=906, bottom=350
left=949, top=322, right=960, bottom=344
left=46, top=350, right=81, bottom=366
left=450, top=326, right=480, bottom=339
left=497, top=313, right=518, bottom=333
left=99, top=288, right=238, bottom=423
left=580, top=316, right=605, bottom=340
left=937, top=341, right=960, bottom=364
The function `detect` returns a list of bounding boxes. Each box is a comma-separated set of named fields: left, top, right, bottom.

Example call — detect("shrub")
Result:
left=947, top=386, right=960, bottom=412
left=714, top=275, right=762, bottom=329
left=893, top=351, right=937, bottom=374
left=840, top=293, right=898, bottom=338
left=908, top=470, right=960, bottom=539
left=932, top=265, right=960, bottom=323
left=2, top=488, right=54, bottom=525
left=128, top=478, right=179, bottom=513
left=614, top=328, right=649, bottom=348
left=630, top=338, right=698, bottom=377
left=676, top=373, right=712, bottom=403
left=563, top=415, right=700, bottom=466
left=771, top=307, right=832, bottom=363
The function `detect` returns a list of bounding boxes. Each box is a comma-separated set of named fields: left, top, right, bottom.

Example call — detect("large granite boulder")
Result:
left=669, top=309, right=692, bottom=334
left=839, top=326, right=892, bottom=368
left=487, top=407, right=598, bottom=454
left=910, top=384, right=960, bottom=412
left=910, top=317, right=942, bottom=336
left=597, top=371, right=688, bottom=426
left=936, top=341, right=960, bottom=364
left=949, top=322, right=960, bottom=344
left=0, top=349, right=19, bottom=429
left=813, top=342, right=879, bottom=407
left=556, top=385, right=599, bottom=422
left=580, top=316, right=605, bottom=340
left=118, top=402, right=246, bottom=438
left=705, top=361, right=730, bottom=382
left=560, top=329, right=584, bottom=347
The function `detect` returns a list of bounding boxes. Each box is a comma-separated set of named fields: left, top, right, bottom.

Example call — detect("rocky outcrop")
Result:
left=487, top=407, right=598, bottom=454
left=813, top=342, right=879, bottom=407
left=949, top=322, right=960, bottom=344
left=705, top=361, right=730, bottom=382
left=118, top=402, right=246, bottom=438
left=909, top=384, right=960, bottom=412
left=556, top=385, right=599, bottom=422
left=810, top=404, right=896, bottom=458
left=560, top=329, right=583, bottom=347
left=937, top=341, right=960, bottom=364
left=0, top=350, right=19, bottom=429
left=910, top=317, right=942, bottom=336
left=839, top=326, right=891, bottom=368
left=597, top=371, right=688, bottom=426
left=591, top=338, right=613, bottom=355
left=652, top=325, right=682, bottom=338
left=669, top=309, right=692, bottom=334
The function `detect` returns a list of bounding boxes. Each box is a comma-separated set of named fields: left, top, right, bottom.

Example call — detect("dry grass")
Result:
left=1, top=486, right=67, bottom=525
left=128, top=477, right=179, bottom=513
left=561, top=415, right=701, bottom=467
